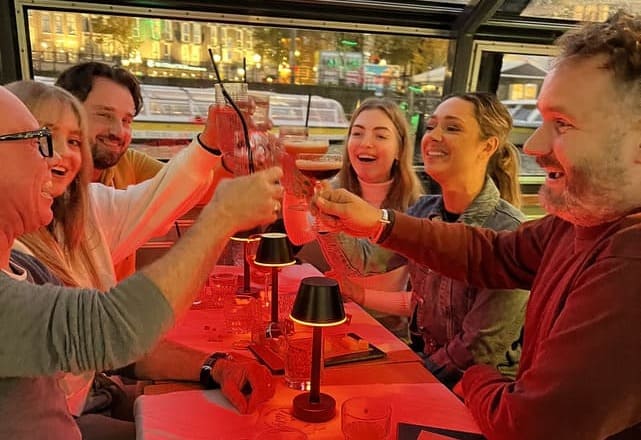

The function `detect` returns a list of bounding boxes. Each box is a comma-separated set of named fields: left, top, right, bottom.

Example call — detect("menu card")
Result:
left=398, top=422, right=486, bottom=440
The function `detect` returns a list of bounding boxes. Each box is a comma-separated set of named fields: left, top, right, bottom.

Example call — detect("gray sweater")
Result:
left=0, top=254, right=173, bottom=439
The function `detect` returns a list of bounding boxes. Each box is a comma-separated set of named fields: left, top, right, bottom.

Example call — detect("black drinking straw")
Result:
left=243, top=57, right=247, bottom=83
left=207, top=48, right=254, bottom=174
left=304, top=93, right=312, bottom=128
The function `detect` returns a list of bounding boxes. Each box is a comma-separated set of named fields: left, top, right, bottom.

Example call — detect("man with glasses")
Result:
left=0, top=85, right=280, bottom=439
left=0, top=127, right=53, bottom=158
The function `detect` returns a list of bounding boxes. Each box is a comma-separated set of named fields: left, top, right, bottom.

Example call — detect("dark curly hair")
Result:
left=55, top=61, right=143, bottom=115
left=557, top=10, right=641, bottom=94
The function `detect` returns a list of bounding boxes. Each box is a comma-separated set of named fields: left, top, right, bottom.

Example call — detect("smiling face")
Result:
left=421, top=97, right=497, bottom=188
left=0, top=88, right=56, bottom=237
left=83, top=77, right=135, bottom=171
left=347, top=108, right=400, bottom=184
left=35, top=101, right=83, bottom=198
left=523, top=55, right=641, bottom=226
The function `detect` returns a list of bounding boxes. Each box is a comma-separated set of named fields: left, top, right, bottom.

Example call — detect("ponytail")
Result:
left=488, top=142, right=521, bottom=207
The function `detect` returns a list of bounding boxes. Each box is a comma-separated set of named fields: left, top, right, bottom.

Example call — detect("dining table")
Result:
left=134, top=263, right=482, bottom=439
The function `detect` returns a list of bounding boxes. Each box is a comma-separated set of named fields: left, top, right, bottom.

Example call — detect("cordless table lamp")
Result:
left=254, top=232, right=296, bottom=337
left=229, top=227, right=262, bottom=296
left=290, top=276, right=346, bottom=423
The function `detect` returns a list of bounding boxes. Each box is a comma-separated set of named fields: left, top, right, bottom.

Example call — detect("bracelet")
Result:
left=197, top=134, right=222, bottom=157
left=369, top=209, right=395, bottom=244
left=199, top=352, right=230, bottom=389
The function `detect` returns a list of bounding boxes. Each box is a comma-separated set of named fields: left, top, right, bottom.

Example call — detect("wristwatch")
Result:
left=369, top=209, right=393, bottom=243
left=199, top=352, right=231, bottom=389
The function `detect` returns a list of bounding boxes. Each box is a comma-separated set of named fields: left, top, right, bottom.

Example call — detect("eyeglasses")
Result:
left=0, top=128, right=54, bottom=158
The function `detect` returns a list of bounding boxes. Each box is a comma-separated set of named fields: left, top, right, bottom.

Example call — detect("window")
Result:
left=181, top=23, right=190, bottom=43
left=66, top=15, right=76, bottom=34
left=162, top=20, right=173, bottom=41
left=151, top=41, right=160, bottom=60
left=132, top=18, right=140, bottom=38
left=181, top=44, right=190, bottom=63
left=191, top=45, right=200, bottom=64
left=54, top=14, right=63, bottom=34
left=152, top=20, right=161, bottom=40
left=193, top=24, right=201, bottom=44
left=81, top=16, right=90, bottom=33
left=162, top=43, right=171, bottom=60
left=209, top=24, right=218, bottom=47
left=41, top=14, right=51, bottom=33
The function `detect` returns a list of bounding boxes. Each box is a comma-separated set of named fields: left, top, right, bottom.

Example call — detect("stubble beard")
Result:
left=539, top=140, right=630, bottom=227
left=91, top=139, right=127, bottom=170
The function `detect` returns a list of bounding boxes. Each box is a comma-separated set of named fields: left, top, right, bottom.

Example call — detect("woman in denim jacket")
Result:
left=318, top=92, right=529, bottom=388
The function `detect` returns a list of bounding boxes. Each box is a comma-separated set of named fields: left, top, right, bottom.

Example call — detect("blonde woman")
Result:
left=6, top=80, right=273, bottom=438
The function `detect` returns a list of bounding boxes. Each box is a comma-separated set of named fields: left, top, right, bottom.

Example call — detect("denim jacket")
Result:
left=408, top=178, right=528, bottom=387
left=318, top=178, right=528, bottom=386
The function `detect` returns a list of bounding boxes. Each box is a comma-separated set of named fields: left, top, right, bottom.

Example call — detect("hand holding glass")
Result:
left=295, top=153, right=343, bottom=232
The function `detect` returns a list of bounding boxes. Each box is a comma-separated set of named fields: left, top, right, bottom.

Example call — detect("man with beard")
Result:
left=314, top=10, right=641, bottom=440
left=56, top=62, right=232, bottom=280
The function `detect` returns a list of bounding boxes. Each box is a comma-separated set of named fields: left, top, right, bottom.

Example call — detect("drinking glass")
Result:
left=294, top=152, right=343, bottom=232
left=254, top=426, right=308, bottom=440
left=206, top=272, right=237, bottom=309
left=223, top=294, right=256, bottom=335
left=341, top=397, right=392, bottom=440
left=282, top=326, right=323, bottom=390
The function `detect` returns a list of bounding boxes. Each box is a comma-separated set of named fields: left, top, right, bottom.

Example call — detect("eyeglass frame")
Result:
left=0, top=128, right=54, bottom=158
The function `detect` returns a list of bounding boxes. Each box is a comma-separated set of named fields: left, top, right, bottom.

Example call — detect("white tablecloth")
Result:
left=135, top=382, right=481, bottom=440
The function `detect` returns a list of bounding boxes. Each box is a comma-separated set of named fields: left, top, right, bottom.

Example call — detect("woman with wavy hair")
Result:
left=317, top=92, right=529, bottom=388
left=286, top=97, right=423, bottom=338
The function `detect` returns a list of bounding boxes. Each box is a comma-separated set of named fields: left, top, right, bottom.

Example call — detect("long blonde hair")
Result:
left=6, top=80, right=103, bottom=288
left=339, top=97, right=423, bottom=210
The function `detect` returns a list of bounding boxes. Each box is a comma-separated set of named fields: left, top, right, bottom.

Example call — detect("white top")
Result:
left=14, top=139, right=219, bottom=415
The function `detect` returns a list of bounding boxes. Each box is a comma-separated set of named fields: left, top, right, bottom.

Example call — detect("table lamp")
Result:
left=290, top=276, right=346, bottom=423
left=229, top=227, right=262, bottom=296
left=254, top=232, right=296, bottom=337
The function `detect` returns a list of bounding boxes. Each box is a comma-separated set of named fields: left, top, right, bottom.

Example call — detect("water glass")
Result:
left=207, top=272, right=237, bottom=309
left=254, top=426, right=307, bottom=440
left=283, top=329, right=322, bottom=390
left=223, top=294, right=256, bottom=335
left=341, top=396, right=392, bottom=440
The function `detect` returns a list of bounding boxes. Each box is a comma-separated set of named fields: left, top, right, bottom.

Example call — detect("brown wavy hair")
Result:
left=339, top=97, right=423, bottom=210
left=6, top=80, right=103, bottom=288
left=56, top=61, right=143, bottom=115
left=443, top=92, right=522, bottom=207
left=556, top=10, right=641, bottom=106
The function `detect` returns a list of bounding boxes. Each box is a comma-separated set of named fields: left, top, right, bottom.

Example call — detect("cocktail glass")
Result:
left=294, top=152, right=343, bottom=232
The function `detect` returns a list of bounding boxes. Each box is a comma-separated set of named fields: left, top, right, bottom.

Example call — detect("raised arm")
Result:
left=0, top=168, right=283, bottom=377
left=316, top=188, right=547, bottom=290
left=91, top=139, right=219, bottom=264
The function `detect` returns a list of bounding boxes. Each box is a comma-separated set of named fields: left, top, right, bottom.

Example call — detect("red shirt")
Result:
left=383, top=212, right=641, bottom=439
